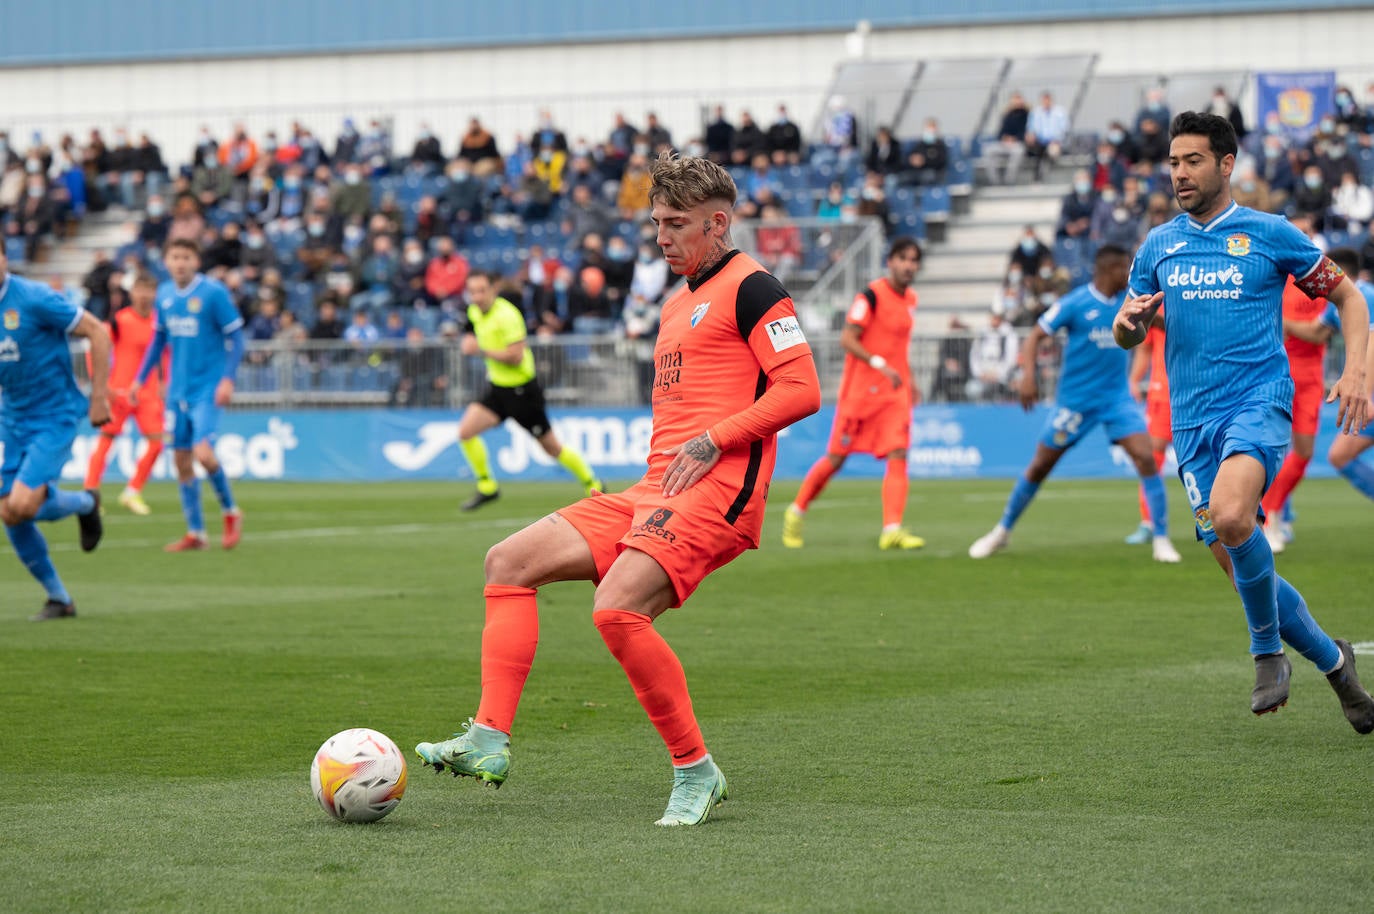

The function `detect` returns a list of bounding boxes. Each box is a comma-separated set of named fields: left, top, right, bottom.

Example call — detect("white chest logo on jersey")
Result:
left=1166, top=263, right=1245, bottom=301
left=765, top=315, right=806, bottom=352
left=1165, top=241, right=1189, bottom=254
left=1085, top=308, right=1100, bottom=320
left=690, top=302, right=710, bottom=328
left=166, top=315, right=201, bottom=337
left=0, top=337, right=18, bottom=362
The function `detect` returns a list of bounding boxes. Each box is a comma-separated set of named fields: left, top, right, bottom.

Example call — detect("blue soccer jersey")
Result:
left=0, top=273, right=86, bottom=429
left=1038, top=281, right=1130, bottom=410
left=1128, top=202, right=1325, bottom=428
left=151, top=274, right=243, bottom=403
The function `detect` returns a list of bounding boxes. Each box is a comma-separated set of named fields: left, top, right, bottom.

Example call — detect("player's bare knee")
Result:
left=1132, top=454, right=1158, bottom=476
left=484, top=538, right=534, bottom=587
left=1, top=491, right=40, bottom=525
left=1209, top=505, right=1252, bottom=546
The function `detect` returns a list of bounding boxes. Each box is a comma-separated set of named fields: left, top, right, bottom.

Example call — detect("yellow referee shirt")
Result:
left=467, top=296, right=536, bottom=388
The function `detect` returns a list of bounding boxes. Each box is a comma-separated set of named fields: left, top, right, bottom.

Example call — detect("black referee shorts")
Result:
left=477, top=381, right=553, bottom=439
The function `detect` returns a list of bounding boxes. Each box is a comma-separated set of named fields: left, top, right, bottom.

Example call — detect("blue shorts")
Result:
left=1037, top=396, right=1148, bottom=451
left=1173, top=400, right=1290, bottom=545
left=171, top=399, right=222, bottom=450
left=1, top=416, right=79, bottom=498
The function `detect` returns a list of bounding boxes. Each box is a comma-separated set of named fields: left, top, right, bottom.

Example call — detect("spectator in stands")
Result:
left=898, top=119, right=949, bottom=187
left=411, top=123, right=445, bottom=172
left=1142, top=190, right=1174, bottom=234
left=458, top=117, right=502, bottom=177
left=331, top=164, right=371, bottom=220
left=816, top=180, right=853, bottom=221
left=531, top=108, right=569, bottom=160
left=1257, top=134, right=1296, bottom=209
left=356, top=234, right=400, bottom=312
left=98, top=129, right=134, bottom=208
left=81, top=252, right=117, bottom=320
left=1134, top=87, right=1170, bottom=138
left=767, top=104, right=803, bottom=165
left=1231, top=159, right=1278, bottom=214
left=742, top=152, right=781, bottom=209
left=299, top=211, right=338, bottom=279
left=425, top=236, right=469, bottom=311
left=967, top=311, right=1020, bottom=402
left=600, top=235, right=635, bottom=306
left=296, top=125, right=328, bottom=173
left=191, top=126, right=218, bottom=171
left=1025, top=255, right=1069, bottom=324
left=167, top=193, right=206, bottom=245
left=1091, top=178, right=1146, bottom=247
left=823, top=96, right=858, bottom=158
left=1056, top=169, right=1096, bottom=240
left=644, top=112, right=673, bottom=153
left=566, top=265, right=615, bottom=334
left=563, top=183, right=614, bottom=245
left=985, top=91, right=1030, bottom=186
left=391, top=327, right=450, bottom=406
left=380, top=310, right=408, bottom=342
left=273, top=166, right=308, bottom=228
left=1103, top=120, right=1138, bottom=166
left=1008, top=224, right=1051, bottom=277
left=344, top=308, right=381, bottom=351
left=616, top=153, right=653, bottom=220
left=340, top=216, right=368, bottom=260
left=310, top=297, right=346, bottom=341
left=272, top=309, right=308, bottom=358
left=1333, top=85, right=1363, bottom=133
left=755, top=203, right=802, bottom=282
left=191, top=147, right=233, bottom=209
left=933, top=316, right=973, bottom=402
left=244, top=162, right=280, bottom=225
left=704, top=106, right=735, bottom=165
left=334, top=119, right=361, bottom=164
left=513, top=161, right=555, bottom=221
left=732, top=110, right=768, bottom=165
left=219, top=123, right=259, bottom=184
left=1026, top=91, right=1069, bottom=182
left=866, top=126, right=903, bottom=177
left=204, top=221, right=244, bottom=271
left=1292, top=165, right=1332, bottom=227
left=1089, top=139, right=1127, bottom=192
left=442, top=157, right=485, bottom=231
left=137, top=195, right=171, bottom=249
left=856, top=170, right=893, bottom=235
left=247, top=292, right=282, bottom=345
left=395, top=237, right=434, bottom=309
left=606, top=111, right=639, bottom=172
left=1133, top=115, right=1170, bottom=175
left=409, top=195, right=446, bottom=247
left=1207, top=86, right=1246, bottom=140
left=1315, top=135, right=1359, bottom=187
left=1329, top=170, right=1374, bottom=234
left=0, top=158, right=23, bottom=213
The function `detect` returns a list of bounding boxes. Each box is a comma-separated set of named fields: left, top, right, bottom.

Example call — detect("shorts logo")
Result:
left=188, top=297, right=203, bottom=314
left=632, top=507, right=677, bottom=543
left=1226, top=234, right=1250, bottom=257
left=1052, top=430, right=1068, bottom=447
left=2, top=309, right=17, bottom=330
left=690, top=302, right=710, bottom=328
left=765, top=315, right=806, bottom=352
left=1193, top=506, right=1214, bottom=535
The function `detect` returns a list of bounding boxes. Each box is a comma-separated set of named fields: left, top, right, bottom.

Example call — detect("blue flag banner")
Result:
left=26, top=404, right=1353, bottom=483
left=1256, top=70, right=1335, bottom=144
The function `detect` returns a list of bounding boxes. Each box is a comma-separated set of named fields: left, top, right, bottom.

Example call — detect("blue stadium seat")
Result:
left=921, top=186, right=951, bottom=215
left=779, top=165, right=808, bottom=192
left=784, top=193, right=814, bottom=218
left=5, top=237, right=27, bottom=265
left=409, top=308, right=441, bottom=336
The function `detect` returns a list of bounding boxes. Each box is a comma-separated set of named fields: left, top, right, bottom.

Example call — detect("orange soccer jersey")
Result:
left=109, top=306, right=165, bottom=396
left=836, top=277, right=916, bottom=411
left=1143, top=324, right=1171, bottom=441
left=1281, top=275, right=1328, bottom=387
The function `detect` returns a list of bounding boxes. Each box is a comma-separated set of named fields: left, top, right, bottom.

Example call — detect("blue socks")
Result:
left=1225, top=526, right=1280, bottom=655
left=1141, top=474, right=1168, bottom=536
left=206, top=467, right=236, bottom=512
left=179, top=479, right=205, bottom=534
left=33, top=487, right=94, bottom=522
left=1275, top=576, right=1341, bottom=673
left=6, top=521, right=70, bottom=603
left=999, top=477, right=1041, bottom=530
left=1337, top=458, right=1374, bottom=501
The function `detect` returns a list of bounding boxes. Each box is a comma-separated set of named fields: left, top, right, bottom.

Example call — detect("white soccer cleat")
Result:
left=1262, top=519, right=1286, bottom=554
left=968, top=525, right=1010, bottom=559
left=1152, top=536, right=1182, bottom=564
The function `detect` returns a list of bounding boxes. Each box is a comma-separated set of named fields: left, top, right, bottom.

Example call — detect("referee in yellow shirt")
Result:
left=456, top=270, right=602, bottom=510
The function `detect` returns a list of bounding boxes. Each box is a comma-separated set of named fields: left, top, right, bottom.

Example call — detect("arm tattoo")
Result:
left=683, top=433, right=719, bottom=462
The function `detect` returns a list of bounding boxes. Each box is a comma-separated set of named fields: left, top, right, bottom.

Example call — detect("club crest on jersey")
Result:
left=2, top=309, right=17, bottom=330
left=188, top=297, right=203, bottom=314
left=1226, top=233, right=1250, bottom=257
left=1194, top=506, right=1214, bottom=535
left=690, top=302, right=710, bottom=328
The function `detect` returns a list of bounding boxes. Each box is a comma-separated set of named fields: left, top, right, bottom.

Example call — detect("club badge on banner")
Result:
left=1255, top=70, right=1335, bottom=144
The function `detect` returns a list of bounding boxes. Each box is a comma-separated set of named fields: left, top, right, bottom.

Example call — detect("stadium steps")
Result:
left=919, top=181, right=1065, bottom=321
left=39, top=210, right=131, bottom=289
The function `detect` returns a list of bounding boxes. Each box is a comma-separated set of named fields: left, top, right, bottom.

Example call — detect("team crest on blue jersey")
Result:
left=1226, top=234, right=1251, bottom=257
left=690, top=302, right=710, bottom=328
left=188, top=297, right=203, bottom=314
left=1053, top=430, right=1068, bottom=447
left=2, top=309, right=17, bottom=330
left=1194, top=506, right=1214, bottom=535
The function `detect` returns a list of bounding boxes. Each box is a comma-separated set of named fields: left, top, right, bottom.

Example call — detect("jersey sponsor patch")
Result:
left=765, top=315, right=806, bottom=352
left=847, top=294, right=870, bottom=323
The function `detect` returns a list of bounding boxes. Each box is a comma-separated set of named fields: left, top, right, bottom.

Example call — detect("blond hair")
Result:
left=648, top=150, right=737, bottom=211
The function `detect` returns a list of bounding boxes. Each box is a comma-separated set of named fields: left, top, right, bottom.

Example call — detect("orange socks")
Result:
left=593, top=608, right=706, bottom=766
left=1262, top=453, right=1310, bottom=519
left=475, top=584, right=540, bottom=734
left=85, top=434, right=115, bottom=490
left=130, top=439, right=163, bottom=490
left=793, top=456, right=839, bottom=512
left=881, top=458, right=909, bottom=528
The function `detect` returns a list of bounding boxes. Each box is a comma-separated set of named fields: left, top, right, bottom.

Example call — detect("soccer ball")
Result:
left=310, top=728, right=408, bottom=823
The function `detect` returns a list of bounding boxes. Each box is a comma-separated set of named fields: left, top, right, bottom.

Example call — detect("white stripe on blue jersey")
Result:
left=1127, top=202, right=1321, bottom=427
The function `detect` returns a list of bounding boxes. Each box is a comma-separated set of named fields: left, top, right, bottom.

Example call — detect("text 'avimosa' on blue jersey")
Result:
left=154, top=274, right=243, bottom=403
left=1037, top=281, right=1130, bottom=410
left=1128, top=202, right=1323, bottom=428
left=0, top=273, right=86, bottom=428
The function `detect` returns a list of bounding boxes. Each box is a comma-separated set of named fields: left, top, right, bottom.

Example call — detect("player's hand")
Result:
left=1018, top=374, right=1039, bottom=412
left=126, top=386, right=139, bottom=408
left=460, top=335, right=480, bottom=356
left=1112, top=292, right=1162, bottom=347
left=1328, top=368, right=1370, bottom=435
left=215, top=377, right=235, bottom=408
left=881, top=366, right=902, bottom=390
left=88, top=394, right=111, bottom=428
left=659, top=431, right=721, bottom=497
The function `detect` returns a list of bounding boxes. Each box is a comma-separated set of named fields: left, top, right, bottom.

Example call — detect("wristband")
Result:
left=868, top=354, right=886, bottom=370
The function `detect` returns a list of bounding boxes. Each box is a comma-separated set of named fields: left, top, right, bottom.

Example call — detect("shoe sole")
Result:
left=1252, top=698, right=1288, bottom=716
left=416, top=750, right=506, bottom=788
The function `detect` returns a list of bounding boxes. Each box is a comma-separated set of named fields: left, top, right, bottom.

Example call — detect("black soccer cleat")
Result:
left=1251, top=652, right=1292, bottom=715
left=1325, top=640, right=1374, bottom=735
left=461, top=489, right=501, bottom=512
left=78, top=489, right=103, bottom=552
left=31, top=599, right=76, bottom=622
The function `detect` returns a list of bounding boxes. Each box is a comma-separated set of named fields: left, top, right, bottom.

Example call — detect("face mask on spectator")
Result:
left=1328, top=144, right=1347, bottom=159
left=1263, top=144, right=1281, bottom=159
left=345, top=226, right=364, bottom=241
left=1007, top=269, right=1023, bottom=285
left=922, top=131, right=936, bottom=144
left=554, top=278, right=570, bottom=293
left=1304, top=174, right=1323, bottom=190
left=246, top=235, right=265, bottom=250
left=284, top=176, right=301, bottom=190
left=1239, top=180, right=1256, bottom=192
left=1106, top=129, right=1124, bottom=144
left=1112, top=207, right=1130, bottom=223
left=1020, top=238, right=1037, bottom=254
left=633, top=143, right=650, bottom=156
left=202, top=155, right=217, bottom=169
left=27, top=184, right=44, bottom=198
left=639, top=248, right=655, bottom=264
left=1100, top=189, right=1117, bottom=204
left=1074, top=180, right=1090, bottom=194
left=1038, top=266, right=1053, bottom=279
left=686, top=142, right=705, bottom=158
left=405, top=250, right=424, bottom=265
left=345, top=171, right=361, bottom=186
left=1266, top=121, right=1283, bottom=135
left=1319, top=118, right=1335, bottom=133
left=1096, top=153, right=1113, bottom=165
left=25, top=158, right=41, bottom=174
left=147, top=202, right=165, bottom=217
left=308, top=222, right=325, bottom=237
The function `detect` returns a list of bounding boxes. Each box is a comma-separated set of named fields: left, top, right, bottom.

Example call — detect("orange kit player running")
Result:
left=1125, top=318, right=1172, bottom=544
left=782, top=235, right=926, bottom=551
left=415, top=152, right=821, bottom=827
left=1259, top=271, right=1339, bottom=552
left=84, top=271, right=165, bottom=515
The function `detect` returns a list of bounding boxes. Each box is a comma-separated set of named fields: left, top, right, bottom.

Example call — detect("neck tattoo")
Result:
left=689, top=237, right=732, bottom=284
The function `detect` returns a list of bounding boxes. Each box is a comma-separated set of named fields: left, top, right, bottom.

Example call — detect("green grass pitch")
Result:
left=2, top=477, right=1370, bottom=913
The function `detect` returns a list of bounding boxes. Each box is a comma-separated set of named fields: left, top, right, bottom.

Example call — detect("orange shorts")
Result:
left=1291, top=377, right=1324, bottom=436
left=825, top=399, right=910, bottom=458
left=102, top=391, right=165, bottom=439
left=556, top=476, right=752, bottom=608
left=1146, top=393, right=1172, bottom=443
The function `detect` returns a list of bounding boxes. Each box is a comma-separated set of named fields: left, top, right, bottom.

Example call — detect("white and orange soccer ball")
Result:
left=310, top=728, right=408, bottom=823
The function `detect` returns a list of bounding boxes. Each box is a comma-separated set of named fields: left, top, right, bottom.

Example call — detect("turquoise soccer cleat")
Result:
left=415, top=719, right=511, bottom=787
left=655, top=755, right=728, bottom=827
